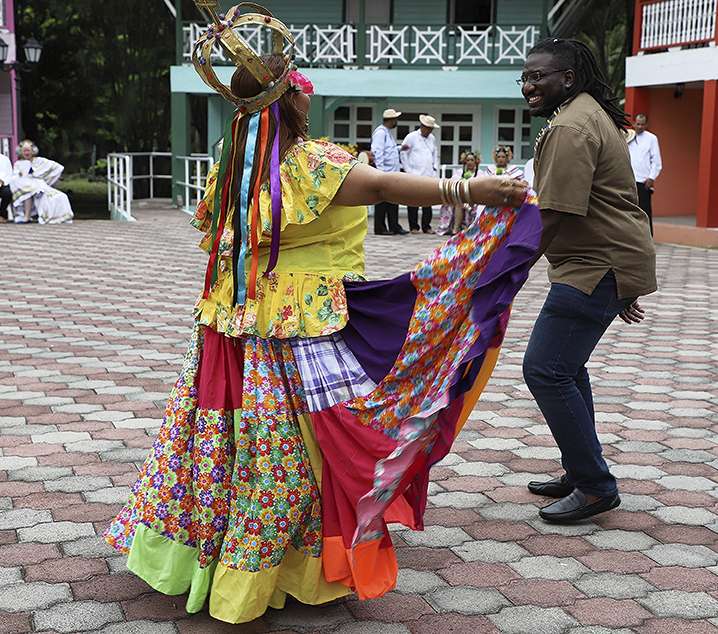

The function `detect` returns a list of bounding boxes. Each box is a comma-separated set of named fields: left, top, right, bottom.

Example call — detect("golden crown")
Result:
left=192, top=1, right=295, bottom=113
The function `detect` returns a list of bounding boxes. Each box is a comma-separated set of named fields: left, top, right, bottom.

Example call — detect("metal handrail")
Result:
left=107, top=153, right=134, bottom=222
left=123, top=152, right=173, bottom=200
left=177, top=154, right=214, bottom=215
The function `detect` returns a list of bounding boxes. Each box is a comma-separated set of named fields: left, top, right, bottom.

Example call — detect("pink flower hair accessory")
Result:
left=288, top=70, right=314, bottom=95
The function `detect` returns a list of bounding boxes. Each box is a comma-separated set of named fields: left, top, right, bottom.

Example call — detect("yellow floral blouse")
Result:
left=191, top=140, right=366, bottom=339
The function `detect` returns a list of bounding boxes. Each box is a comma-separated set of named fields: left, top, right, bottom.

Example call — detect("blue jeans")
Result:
left=522, top=272, right=634, bottom=497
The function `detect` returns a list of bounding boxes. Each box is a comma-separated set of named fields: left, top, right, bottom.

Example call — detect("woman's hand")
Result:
left=469, top=176, right=528, bottom=208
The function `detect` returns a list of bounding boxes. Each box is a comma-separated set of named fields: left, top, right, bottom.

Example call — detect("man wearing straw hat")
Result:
left=371, top=108, right=408, bottom=235
left=401, top=114, right=440, bottom=234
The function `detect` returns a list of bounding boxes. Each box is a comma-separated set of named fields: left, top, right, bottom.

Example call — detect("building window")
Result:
left=449, top=0, right=494, bottom=25
left=439, top=113, right=476, bottom=165
left=331, top=105, right=375, bottom=149
left=496, top=107, right=533, bottom=161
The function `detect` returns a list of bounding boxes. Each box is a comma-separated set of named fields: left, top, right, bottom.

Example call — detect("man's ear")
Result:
left=564, top=69, right=576, bottom=90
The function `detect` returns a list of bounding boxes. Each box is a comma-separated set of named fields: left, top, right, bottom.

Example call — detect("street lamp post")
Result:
left=0, top=34, right=44, bottom=155
left=22, top=37, right=43, bottom=65
left=0, top=34, right=44, bottom=70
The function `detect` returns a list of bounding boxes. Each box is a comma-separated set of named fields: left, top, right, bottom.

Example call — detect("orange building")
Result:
left=625, top=0, right=718, bottom=231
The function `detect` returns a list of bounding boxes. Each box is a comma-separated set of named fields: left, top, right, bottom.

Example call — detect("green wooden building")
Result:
left=170, top=0, right=575, bottom=202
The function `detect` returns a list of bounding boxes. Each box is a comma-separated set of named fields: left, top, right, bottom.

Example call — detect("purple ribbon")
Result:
left=265, top=102, right=282, bottom=274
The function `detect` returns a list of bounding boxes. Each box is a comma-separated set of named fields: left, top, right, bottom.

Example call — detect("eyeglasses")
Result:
left=515, top=69, right=568, bottom=86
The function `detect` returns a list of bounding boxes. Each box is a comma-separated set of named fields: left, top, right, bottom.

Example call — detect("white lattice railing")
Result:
left=182, top=22, right=539, bottom=66
left=184, top=23, right=356, bottom=65
left=640, top=0, right=717, bottom=50
left=314, top=25, right=356, bottom=64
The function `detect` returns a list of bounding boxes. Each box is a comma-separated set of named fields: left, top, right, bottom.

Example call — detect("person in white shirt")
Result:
left=12, top=139, right=73, bottom=224
left=400, top=114, right=439, bottom=234
left=370, top=109, right=407, bottom=235
left=0, top=153, right=13, bottom=222
left=627, top=113, right=662, bottom=234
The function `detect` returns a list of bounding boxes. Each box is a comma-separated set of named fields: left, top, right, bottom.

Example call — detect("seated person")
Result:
left=12, top=139, right=73, bottom=224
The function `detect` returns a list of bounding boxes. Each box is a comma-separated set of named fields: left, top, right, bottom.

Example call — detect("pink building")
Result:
left=0, top=0, right=19, bottom=157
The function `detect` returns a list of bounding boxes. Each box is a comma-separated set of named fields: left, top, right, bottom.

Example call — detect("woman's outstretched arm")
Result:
left=333, top=163, right=528, bottom=209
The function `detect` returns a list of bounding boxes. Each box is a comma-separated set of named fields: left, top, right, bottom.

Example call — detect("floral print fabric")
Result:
left=350, top=206, right=519, bottom=435
left=105, top=323, right=323, bottom=574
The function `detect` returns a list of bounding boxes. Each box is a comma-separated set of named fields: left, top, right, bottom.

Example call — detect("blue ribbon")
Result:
left=235, top=112, right=260, bottom=305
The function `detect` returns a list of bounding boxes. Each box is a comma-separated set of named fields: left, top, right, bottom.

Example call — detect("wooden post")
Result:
left=171, top=93, right=191, bottom=207
left=696, top=80, right=718, bottom=228
left=175, top=0, right=184, bottom=65
left=309, top=95, right=326, bottom=139
left=632, top=0, right=644, bottom=54
left=356, top=0, right=366, bottom=68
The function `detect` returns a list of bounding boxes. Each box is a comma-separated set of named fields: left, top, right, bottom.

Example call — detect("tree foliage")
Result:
left=574, top=0, right=633, bottom=102
left=16, top=0, right=175, bottom=171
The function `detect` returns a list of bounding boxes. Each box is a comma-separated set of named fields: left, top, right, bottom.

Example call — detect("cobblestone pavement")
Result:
left=1, top=205, right=717, bottom=634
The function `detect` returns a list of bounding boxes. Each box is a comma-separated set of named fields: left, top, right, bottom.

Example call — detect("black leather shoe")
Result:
left=375, top=230, right=392, bottom=236
left=539, top=490, right=621, bottom=524
left=527, top=475, right=573, bottom=498
left=392, top=227, right=409, bottom=235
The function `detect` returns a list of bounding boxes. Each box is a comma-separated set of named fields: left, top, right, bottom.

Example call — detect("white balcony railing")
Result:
left=177, top=155, right=214, bottom=215
left=640, top=0, right=717, bottom=50
left=182, top=23, right=539, bottom=67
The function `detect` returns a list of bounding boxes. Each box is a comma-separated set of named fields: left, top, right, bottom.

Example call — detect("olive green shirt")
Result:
left=534, top=93, right=657, bottom=299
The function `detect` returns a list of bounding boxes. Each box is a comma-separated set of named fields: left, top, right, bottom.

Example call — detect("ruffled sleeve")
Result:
left=257, top=139, right=357, bottom=234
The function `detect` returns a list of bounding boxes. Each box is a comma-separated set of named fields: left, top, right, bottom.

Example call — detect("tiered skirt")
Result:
left=105, top=201, right=541, bottom=623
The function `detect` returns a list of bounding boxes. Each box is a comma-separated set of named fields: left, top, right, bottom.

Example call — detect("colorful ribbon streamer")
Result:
left=247, top=108, right=271, bottom=301
left=203, top=115, right=238, bottom=298
left=234, top=111, right=260, bottom=306
left=266, top=101, right=283, bottom=275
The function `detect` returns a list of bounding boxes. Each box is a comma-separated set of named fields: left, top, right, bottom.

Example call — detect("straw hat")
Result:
left=419, top=114, right=439, bottom=129
left=382, top=108, right=402, bottom=119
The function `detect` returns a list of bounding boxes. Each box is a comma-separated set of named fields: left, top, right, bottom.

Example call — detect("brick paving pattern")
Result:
left=0, top=203, right=717, bottom=633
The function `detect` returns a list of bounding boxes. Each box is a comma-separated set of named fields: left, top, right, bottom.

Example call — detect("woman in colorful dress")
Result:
left=11, top=139, right=73, bottom=224
left=437, top=151, right=481, bottom=236
left=105, top=3, right=541, bottom=625
left=483, top=144, right=525, bottom=181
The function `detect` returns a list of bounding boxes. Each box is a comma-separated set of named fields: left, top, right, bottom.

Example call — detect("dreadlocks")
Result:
left=528, top=38, right=630, bottom=131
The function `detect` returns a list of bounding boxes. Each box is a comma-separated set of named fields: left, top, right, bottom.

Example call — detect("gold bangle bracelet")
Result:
left=453, top=179, right=462, bottom=207
left=444, top=179, right=453, bottom=207
left=462, top=179, right=472, bottom=206
left=438, top=178, right=447, bottom=205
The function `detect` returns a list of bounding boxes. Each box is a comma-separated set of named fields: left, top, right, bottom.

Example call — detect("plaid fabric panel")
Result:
left=290, top=333, right=376, bottom=413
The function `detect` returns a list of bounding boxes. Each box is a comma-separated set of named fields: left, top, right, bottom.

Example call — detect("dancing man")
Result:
left=520, top=38, right=657, bottom=523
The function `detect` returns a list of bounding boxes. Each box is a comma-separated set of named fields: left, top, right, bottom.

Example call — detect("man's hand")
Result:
left=619, top=300, right=645, bottom=324
left=644, top=178, right=655, bottom=190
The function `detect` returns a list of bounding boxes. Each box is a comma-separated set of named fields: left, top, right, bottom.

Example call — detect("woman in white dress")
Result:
left=483, top=145, right=525, bottom=180
left=12, top=140, right=73, bottom=224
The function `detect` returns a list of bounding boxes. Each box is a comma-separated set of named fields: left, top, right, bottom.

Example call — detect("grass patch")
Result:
left=56, top=177, right=108, bottom=219
left=56, top=178, right=107, bottom=196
